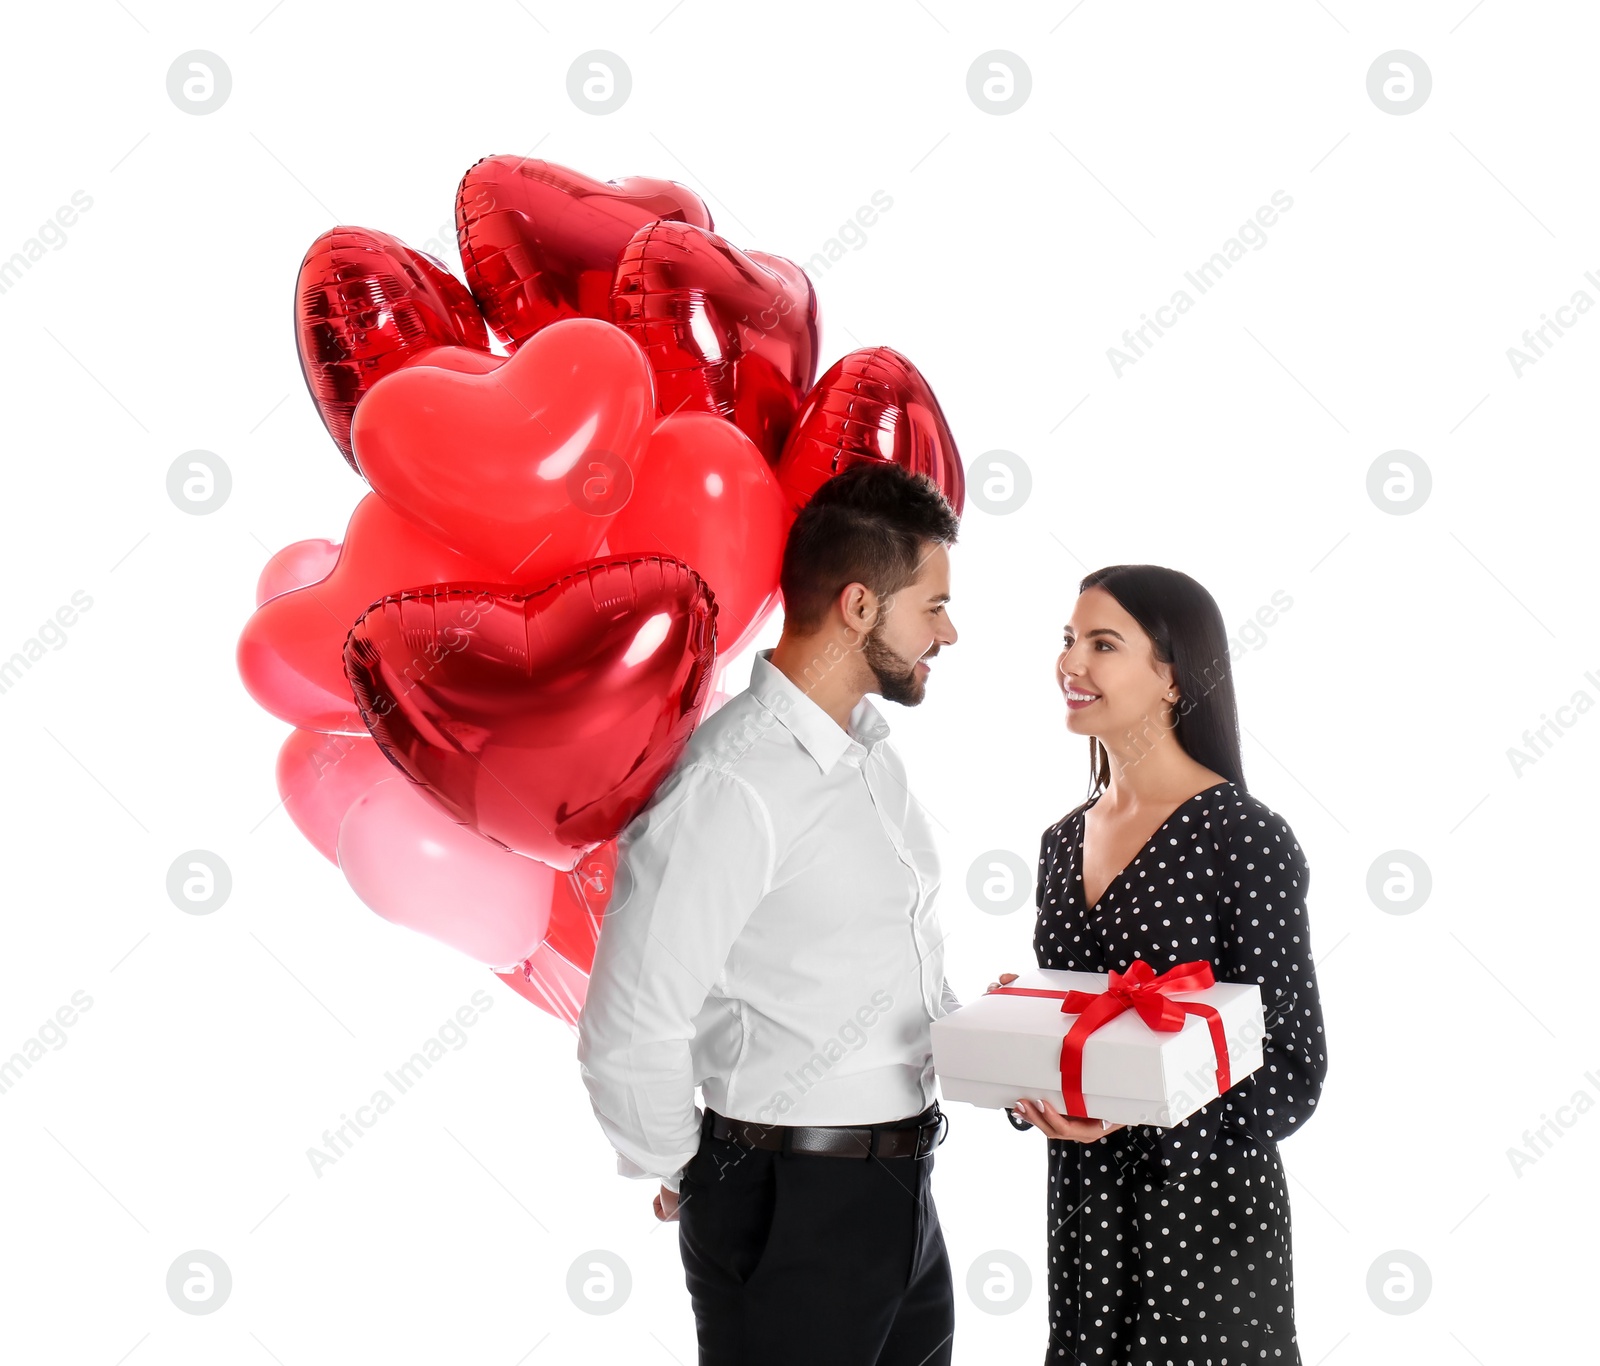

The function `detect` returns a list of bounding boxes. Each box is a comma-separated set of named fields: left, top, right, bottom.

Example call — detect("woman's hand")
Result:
left=1011, top=1096, right=1125, bottom=1142
left=987, top=971, right=1020, bottom=992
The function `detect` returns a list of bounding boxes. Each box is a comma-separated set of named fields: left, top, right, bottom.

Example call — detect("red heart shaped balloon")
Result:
left=775, top=346, right=965, bottom=516
left=351, top=317, right=656, bottom=578
left=237, top=493, right=506, bottom=733
left=295, top=226, right=492, bottom=472
left=344, top=558, right=716, bottom=870
left=611, top=220, right=819, bottom=467
left=255, top=537, right=341, bottom=607
left=275, top=728, right=397, bottom=862
left=601, top=412, right=790, bottom=660
left=455, top=154, right=713, bottom=351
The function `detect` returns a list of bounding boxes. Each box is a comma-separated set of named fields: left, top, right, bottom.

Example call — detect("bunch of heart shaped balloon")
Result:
left=235, top=154, right=966, bottom=1026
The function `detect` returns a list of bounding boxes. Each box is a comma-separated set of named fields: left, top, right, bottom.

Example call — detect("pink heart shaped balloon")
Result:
left=337, top=777, right=558, bottom=967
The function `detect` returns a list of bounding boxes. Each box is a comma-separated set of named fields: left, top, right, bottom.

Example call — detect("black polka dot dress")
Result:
left=1024, top=780, right=1327, bottom=1365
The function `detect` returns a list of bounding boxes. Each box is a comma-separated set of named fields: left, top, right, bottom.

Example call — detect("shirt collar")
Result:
left=749, top=647, right=890, bottom=775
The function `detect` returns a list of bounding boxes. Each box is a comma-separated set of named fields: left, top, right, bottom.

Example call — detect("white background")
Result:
left=2, top=1, right=1595, bottom=1361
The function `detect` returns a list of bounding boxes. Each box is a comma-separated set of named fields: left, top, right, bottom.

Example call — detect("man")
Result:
left=576, top=460, right=962, bottom=1365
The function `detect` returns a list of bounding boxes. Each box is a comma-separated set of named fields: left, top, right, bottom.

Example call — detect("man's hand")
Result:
left=653, top=1184, right=680, bottom=1221
left=989, top=975, right=1122, bottom=1141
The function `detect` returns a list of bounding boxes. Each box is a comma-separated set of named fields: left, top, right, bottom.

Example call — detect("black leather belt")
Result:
left=705, top=1102, right=948, bottom=1159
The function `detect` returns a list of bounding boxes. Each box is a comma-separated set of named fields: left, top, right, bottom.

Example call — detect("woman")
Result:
left=993, top=564, right=1328, bottom=1366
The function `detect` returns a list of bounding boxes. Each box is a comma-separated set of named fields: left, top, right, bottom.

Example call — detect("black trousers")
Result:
left=677, top=1104, right=954, bottom=1365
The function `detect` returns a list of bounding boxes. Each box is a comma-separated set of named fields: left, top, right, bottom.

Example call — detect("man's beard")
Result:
left=862, top=622, right=928, bottom=706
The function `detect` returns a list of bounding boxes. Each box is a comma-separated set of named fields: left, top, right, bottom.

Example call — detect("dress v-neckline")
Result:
left=1073, top=780, right=1233, bottom=915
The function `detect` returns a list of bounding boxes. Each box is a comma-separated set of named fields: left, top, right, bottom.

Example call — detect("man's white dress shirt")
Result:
left=576, top=647, right=959, bottom=1194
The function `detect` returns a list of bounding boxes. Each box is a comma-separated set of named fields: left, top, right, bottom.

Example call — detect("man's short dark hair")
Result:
left=779, top=462, right=960, bottom=634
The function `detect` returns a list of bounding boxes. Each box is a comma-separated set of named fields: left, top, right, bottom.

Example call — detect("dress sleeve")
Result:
left=1136, top=802, right=1328, bottom=1186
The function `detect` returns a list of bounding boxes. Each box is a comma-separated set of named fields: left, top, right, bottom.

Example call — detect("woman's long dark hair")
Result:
left=1066, top=564, right=1246, bottom=818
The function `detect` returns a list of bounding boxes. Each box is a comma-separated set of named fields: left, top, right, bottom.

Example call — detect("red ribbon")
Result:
left=988, top=959, right=1231, bottom=1119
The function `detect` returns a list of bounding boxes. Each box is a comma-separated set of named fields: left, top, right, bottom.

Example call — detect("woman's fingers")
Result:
left=999, top=972, right=1019, bottom=983
left=1015, top=1097, right=1122, bottom=1143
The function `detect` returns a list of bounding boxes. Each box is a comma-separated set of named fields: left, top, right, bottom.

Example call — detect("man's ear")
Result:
left=838, top=581, right=876, bottom=633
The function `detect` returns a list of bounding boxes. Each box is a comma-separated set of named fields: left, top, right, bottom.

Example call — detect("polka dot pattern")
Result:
left=1024, top=781, right=1328, bottom=1364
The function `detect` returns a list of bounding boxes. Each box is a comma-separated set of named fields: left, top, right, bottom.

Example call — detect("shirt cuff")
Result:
left=616, top=1151, right=690, bottom=1194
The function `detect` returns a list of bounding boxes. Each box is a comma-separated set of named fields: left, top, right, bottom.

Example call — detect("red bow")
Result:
left=988, top=958, right=1230, bottom=1120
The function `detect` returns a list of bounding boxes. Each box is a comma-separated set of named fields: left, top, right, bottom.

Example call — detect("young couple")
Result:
left=577, top=462, right=1328, bottom=1365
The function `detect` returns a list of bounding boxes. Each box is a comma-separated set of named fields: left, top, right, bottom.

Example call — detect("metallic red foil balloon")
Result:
left=294, top=226, right=491, bottom=471
left=775, top=346, right=965, bottom=516
left=610, top=220, right=820, bottom=467
left=344, top=558, right=717, bottom=871
left=237, top=493, right=506, bottom=734
left=455, top=154, right=713, bottom=351
left=351, top=317, right=656, bottom=578
left=600, top=412, right=790, bottom=660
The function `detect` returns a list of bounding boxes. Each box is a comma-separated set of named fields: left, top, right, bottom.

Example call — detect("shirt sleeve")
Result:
left=939, top=975, right=961, bottom=1016
left=1004, top=823, right=1056, bottom=1132
left=576, top=761, right=776, bottom=1192
left=1137, top=802, right=1327, bottom=1187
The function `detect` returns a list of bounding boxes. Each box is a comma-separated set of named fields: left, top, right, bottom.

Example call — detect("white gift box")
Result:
left=932, top=966, right=1265, bottom=1128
